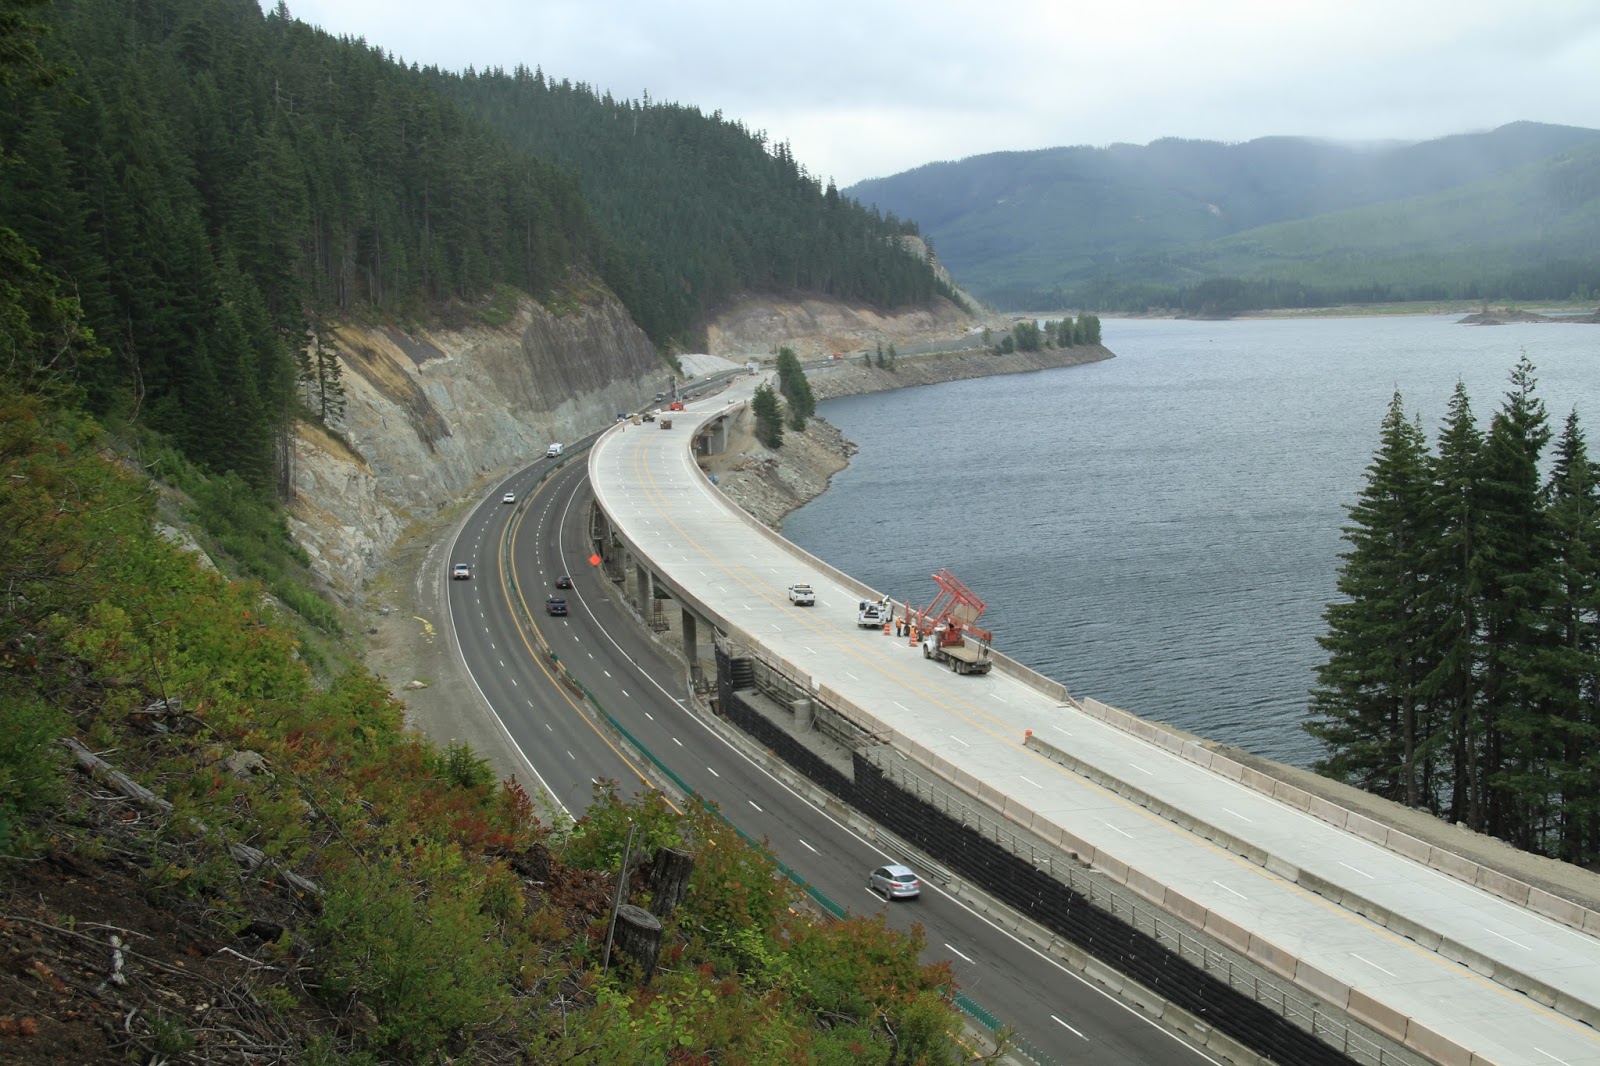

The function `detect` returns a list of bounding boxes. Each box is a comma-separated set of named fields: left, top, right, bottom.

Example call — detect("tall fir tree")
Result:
left=1307, top=392, right=1437, bottom=804
left=774, top=346, right=814, bottom=432
left=1476, top=354, right=1555, bottom=846
left=1420, top=381, right=1485, bottom=827
left=751, top=383, right=783, bottom=449
left=1538, top=410, right=1600, bottom=860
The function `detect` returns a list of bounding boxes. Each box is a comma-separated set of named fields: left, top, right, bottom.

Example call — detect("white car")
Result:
left=450, top=563, right=471, bottom=580
left=787, top=583, right=815, bottom=606
left=502, top=492, right=516, bottom=504
left=868, top=864, right=920, bottom=900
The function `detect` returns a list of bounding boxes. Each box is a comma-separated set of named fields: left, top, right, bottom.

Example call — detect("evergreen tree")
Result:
left=1307, top=392, right=1436, bottom=804
left=751, top=383, right=783, bottom=449
left=1420, top=382, right=1486, bottom=827
left=1476, top=354, right=1555, bottom=846
left=774, top=346, right=814, bottom=432
left=1012, top=320, right=1042, bottom=351
left=0, top=226, right=106, bottom=398
left=1538, top=410, right=1600, bottom=861
left=305, top=327, right=346, bottom=425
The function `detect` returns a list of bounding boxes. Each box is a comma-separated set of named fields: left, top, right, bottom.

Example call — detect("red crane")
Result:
left=909, top=569, right=992, bottom=647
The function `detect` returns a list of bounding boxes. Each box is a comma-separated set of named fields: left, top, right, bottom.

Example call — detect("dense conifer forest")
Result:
left=850, top=125, right=1600, bottom=313
left=0, top=0, right=954, bottom=495
left=0, top=1, right=967, bottom=1059
left=432, top=66, right=959, bottom=345
left=1307, top=357, right=1600, bottom=864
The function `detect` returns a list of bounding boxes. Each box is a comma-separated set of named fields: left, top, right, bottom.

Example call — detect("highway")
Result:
left=443, top=449, right=1224, bottom=1066
left=584, top=381, right=1600, bottom=1066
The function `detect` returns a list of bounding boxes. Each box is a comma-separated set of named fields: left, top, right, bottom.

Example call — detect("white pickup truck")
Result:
left=857, top=599, right=890, bottom=628
left=786, top=583, right=815, bottom=606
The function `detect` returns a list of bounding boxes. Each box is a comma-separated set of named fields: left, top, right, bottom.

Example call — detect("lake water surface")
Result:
left=782, top=315, right=1600, bottom=766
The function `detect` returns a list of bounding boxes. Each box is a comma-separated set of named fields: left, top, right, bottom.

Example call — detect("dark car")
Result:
left=545, top=595, right=568, bottom=616
left=554, top=575, right=573, bottom=589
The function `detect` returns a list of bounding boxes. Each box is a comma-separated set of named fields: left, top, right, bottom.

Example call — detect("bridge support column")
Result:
left=682, top=609, right=700, bottom=687
left=634, top=561, right=653, bottom=612
left=705, top=418, right=729, bottom=455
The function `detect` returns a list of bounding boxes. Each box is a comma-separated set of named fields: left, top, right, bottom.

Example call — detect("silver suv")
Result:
left=868, top=864, right=920, bottom=900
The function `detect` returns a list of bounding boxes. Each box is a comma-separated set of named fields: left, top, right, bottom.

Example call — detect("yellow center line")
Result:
left=491, top=461, right=678, bottom=812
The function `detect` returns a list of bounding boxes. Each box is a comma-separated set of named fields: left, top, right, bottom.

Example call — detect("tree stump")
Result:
left=648, top=846, right=695, bottom=918
left=613, top=904, right=663, bottom=982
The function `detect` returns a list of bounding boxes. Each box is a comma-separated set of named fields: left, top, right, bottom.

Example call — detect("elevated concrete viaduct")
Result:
left=588, top=379, right=1600, bottom=1066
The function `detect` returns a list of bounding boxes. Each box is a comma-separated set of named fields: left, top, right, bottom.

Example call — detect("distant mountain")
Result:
left=845, top=123, right=1600, bottom=310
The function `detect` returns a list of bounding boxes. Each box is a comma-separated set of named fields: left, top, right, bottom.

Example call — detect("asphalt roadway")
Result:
left=443, top=451, right=1225, bottom=1066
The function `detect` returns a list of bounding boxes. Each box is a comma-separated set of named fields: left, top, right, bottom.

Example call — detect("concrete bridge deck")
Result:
left=589, top=379, right=1600, bottom=1066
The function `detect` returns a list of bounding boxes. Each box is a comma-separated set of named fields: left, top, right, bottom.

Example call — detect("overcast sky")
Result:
left=269, top=0, right=1600, bottom=187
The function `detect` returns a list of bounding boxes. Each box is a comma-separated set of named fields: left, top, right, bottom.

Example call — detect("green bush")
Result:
left=432, top=740, right=497, bottom=789
left=0, top=689, right=69, bottom=853
left=314, top=858, right=510, bottom=1056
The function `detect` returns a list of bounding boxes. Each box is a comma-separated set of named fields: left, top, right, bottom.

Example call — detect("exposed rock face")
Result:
left=704, top=294, right=981, bottom=361
left=701, top=415, right=857, bottom=531
left=288, top=291, right=670, bottom=598
left=805, top=344, right=1112, bottom=402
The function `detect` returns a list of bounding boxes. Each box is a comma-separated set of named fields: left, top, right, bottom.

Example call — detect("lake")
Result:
left=781, top=314, right=1600, bottom=766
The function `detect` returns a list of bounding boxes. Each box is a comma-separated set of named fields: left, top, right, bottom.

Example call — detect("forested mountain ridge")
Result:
left=846, top=122, right=1600, bottom=311
left=0, top=0, right=958, bottom=500
left=431, top=67, right=961, bottom=346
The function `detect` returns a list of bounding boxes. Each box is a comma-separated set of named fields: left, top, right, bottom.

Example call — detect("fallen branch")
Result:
left=61, top=737, right=323, bottom=899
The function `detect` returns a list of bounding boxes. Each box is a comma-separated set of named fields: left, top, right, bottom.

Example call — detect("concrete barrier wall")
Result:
left=1074, top=699, right=1600, bottom=942
left=968, top=734, right=1507, bottom=1065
